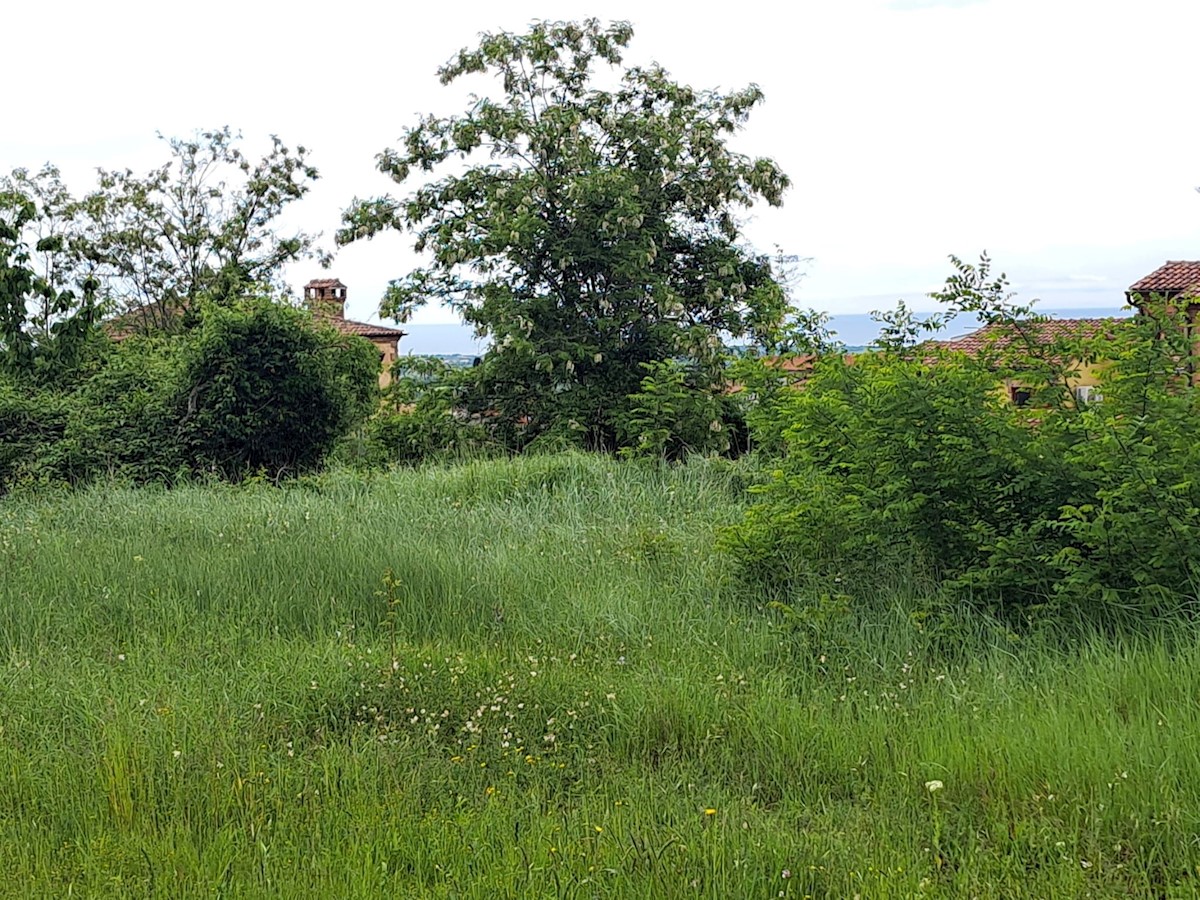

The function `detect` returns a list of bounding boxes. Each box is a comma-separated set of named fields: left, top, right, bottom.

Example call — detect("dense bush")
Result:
left=174, top=300, right=379, bottom=479
left=728, top=263, right=1200, bottom=625
left=617, top=359, right=744, bottom=459
left=0, top=376, right=72, bottom=494
left=57, top=337, right=184, bottom=484
left=2, top=300, right=380, bottom=489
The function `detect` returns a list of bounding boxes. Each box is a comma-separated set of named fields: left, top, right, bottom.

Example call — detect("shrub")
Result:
left=174, top=299, right=379, bottom=479
left=59, top=337, right=184, bottom=484
left=727, top=258, right=1200, bottom=626
left=0, top=375, right=72, bottom=494
left=617, top=359, right=741, bottom=459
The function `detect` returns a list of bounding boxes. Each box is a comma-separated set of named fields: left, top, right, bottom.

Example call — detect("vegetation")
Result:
left=1, top=129, right=324, bottom=334
left=2, top=18, right=1200, bottom=897
left=0, top=301, right=379, bottom=492
left=340, top=19, right=790, bottom=451
left=0, top=455, right=1197, bottom=897
left=174, top=299, right=379, bottom=479
left=728, top=255, right=1200, bottom=626
left=0, top=175, right=102, bottom=383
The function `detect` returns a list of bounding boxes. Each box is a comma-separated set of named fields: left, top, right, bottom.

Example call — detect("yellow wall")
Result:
left=1000, top=359, right=1107, bottom=406
left=370, top=338, right=398, bottom=389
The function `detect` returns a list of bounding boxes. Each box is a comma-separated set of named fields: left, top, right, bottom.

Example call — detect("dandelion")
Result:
left=925, top=780, right=944, bottom=793
left=172, top=749, right=182, bottom=759
left=116, top=654, right=126, bottom=662
left=594, top=825, right=603, bottom=833
left=704, top=808, right=717, bottom=816
left=782, top=869, right=792, bottom=879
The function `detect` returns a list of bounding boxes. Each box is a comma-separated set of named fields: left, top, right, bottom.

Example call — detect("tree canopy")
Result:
left=0, top=176, right=100, bottom=384
left=340, top=19, right=791, bottom=449
left=81, top=127, right=325, bottom=331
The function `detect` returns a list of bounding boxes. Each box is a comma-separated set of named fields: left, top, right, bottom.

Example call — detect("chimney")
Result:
left=304, top=278, right=347, bottom=319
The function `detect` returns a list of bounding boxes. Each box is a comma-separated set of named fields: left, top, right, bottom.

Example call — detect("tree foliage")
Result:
left=0, top=172, right=100, bottom=384
left=78, top=127, right=325, bottom=330
left=341, top=19, right=790, bottom=450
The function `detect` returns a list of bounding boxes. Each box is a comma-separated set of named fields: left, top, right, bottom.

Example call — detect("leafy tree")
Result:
left=79, top=127, right=325, bottom=331
left=340, top=19, right=790, bottom=450
left=0, top=174, right=100, bottom=384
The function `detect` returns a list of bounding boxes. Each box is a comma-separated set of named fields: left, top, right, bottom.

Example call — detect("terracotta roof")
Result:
left=103, top=302, right=180, bottom=341
left=329, top=317, right=406, bottom=339
left=304, top=278, right=347, bottom=289
left=1127, top=261, right=1200, bottom=296
left=930, top=318, right=1122, bottom=356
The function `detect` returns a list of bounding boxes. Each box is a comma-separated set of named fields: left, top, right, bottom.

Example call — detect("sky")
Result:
left=6, top=0, right=1199, bottom=353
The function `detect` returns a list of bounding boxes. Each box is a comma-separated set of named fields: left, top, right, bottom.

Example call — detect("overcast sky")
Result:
left=6, top=0, right=1199, bottom=350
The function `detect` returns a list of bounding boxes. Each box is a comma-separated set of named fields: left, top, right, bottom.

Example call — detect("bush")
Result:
left=0, top=375, right=72, bottom=494
left=724, top=352, right=1054, bottom=598
left=332, top=355, right=494, bottom=468
left=617, top=359, right=743, bottom=459
left=173, top=299, right=379, bottom=479
left=727, top=260, right=1200, bottom=627
left=60, top=337, right=184, bottom=484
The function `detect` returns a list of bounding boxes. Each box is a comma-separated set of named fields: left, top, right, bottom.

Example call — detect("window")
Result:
left=1074, top=385, right=1101, bottom=405
left=1010, top=386, right=1032, bottom=408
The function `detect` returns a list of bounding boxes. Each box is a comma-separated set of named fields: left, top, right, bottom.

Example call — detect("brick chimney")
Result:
left=304, top=278, right=347, bottom=319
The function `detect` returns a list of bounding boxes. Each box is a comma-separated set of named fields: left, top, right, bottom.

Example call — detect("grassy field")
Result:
left=1, top=454, right=1198, bottom=897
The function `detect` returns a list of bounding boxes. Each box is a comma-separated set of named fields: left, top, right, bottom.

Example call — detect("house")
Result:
left=1125, top=261, right=1200, bottom=383
left=104, top=279, right=406, bottom=389
left=928, top=317, right=1121, bottom=406
left=302, top=278, right=406, bottom=388
left=1126, top=260, right=1200, bottom=309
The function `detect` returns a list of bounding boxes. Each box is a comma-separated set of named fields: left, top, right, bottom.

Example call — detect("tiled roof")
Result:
left=329, top=317, right=406, bottom=339
left=929, top=318, right=1123, bottom=357
left=103, top=303, right=178, bottom=341
left=1127, top=261, right=1200, bottom=295
left=304, top=278, right=347, bottom=289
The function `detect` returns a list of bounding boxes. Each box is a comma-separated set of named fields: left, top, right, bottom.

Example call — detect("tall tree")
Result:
left=79, top=127, right=326, bottom=332
left=340, top=19, right=791, bottom=449
left=0, top=172, right=99, bottom=383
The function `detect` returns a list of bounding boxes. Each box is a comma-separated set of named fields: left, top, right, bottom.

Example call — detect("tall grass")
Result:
left=0, top=454, right=1197, bottom=897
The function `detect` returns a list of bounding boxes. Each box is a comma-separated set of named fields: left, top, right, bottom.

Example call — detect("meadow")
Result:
left=1, top=454, right=1197, bottom=897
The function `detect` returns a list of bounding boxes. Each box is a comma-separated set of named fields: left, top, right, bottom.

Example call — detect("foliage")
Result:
left=59, top=337, right=185, bottom=484
left=0, top=373, right=72, bottom=494
left=617, top=359, right=738, bottom=459
left=339, top=356, right=494, bottom=466
left=174, top=299, right=378, bottom=479
left=728, top=254, right=1200, bottom=625
left=0, top=172, right=102, bottom=385
left=77, top=127, right=325, bottom=330
left=341, top=20, right=790, bottom=450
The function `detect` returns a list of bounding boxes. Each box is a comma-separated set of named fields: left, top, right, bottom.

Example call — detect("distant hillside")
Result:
left=401, top=308, right=1133, bottom=356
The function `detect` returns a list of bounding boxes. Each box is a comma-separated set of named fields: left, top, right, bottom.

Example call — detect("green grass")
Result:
left=1, top=454, right=1198, bottom=897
